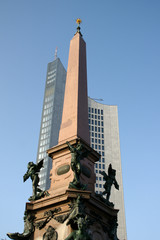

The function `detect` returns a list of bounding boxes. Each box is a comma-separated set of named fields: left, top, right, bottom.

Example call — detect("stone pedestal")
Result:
left=26, top=189, right=119, bottom=240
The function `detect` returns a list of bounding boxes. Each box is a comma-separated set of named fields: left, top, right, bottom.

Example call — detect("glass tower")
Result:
left=36, top=57, right=66, bottom=190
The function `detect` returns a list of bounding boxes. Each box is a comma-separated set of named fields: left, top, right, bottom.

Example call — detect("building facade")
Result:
left=88, top=97, right=127, bottom=240
left=36, top=59, right=127, bottom=239
left=36, top=58, right=66, bottom=190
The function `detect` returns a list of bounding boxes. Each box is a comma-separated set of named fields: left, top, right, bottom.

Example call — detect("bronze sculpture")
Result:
left=100, top=164, right=119, bottom=205
left=66, top=141, right=89, bottom=189
left=23, top=159, right=49, bottom=201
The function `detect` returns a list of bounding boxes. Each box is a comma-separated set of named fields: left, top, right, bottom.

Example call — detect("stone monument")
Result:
left=7, top=20, right=119, bottom=240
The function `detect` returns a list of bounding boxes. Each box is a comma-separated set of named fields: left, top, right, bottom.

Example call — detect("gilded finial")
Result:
left=75, top=18, right=82, bottom=36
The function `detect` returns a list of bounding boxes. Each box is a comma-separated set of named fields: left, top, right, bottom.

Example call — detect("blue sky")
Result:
left=0, top=1, right=160, bottom=239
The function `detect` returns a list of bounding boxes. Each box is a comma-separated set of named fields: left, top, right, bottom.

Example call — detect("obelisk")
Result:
left=58, top=20, right=90, bottom=145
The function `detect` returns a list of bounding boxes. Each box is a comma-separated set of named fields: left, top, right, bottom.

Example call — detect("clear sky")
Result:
left=0, top=1, right=160, bottom=239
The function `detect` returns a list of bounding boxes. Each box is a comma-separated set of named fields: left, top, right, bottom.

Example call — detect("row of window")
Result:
left=42, top=120, right=51, bottom=128
left=88, top=119, right=104, bottom=126
left=95, top=183, right=103, bottom=188
left=88, top=114, right=103, bottom=120
left=40, top=138, right=50, bottom=147
left=38, top=152, right=47, bottom=159
left=91, top=138, right=104, bottom=144
left=89, top=126, right=104, bottom=133
left=95, top=163, right=105, bottom=169
left=48, top=73, right=56, bottom=79
left=89, top=107, right=103, bottom=115
left=40, top=132, right=50, bottom=140
left=47, top=78, right=55, bottom=85
left=41, top=126, right=51, bottom=134
left=44, top=102, right=53, bottom=110
left=43, top=115, right=52, bottom=123
left=48, top=69, right=56, bottom=75
left=39, top=144, right=49, bottom=153
left=91, top=144, right=105, bottom=151
left=91, top=132, right=104, bottom=138
left=43, top=108, right=52, bottom=116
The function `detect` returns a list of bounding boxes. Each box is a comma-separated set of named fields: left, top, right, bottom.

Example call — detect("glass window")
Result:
left=98, top=139, right=101, bottom=144
left=98, top=121, right=100, bottom=126
left=95, top=139, right=97, bottom=143
left=92, top=108, right=94, bottom=113
left=88, top=119, right=90, bottom=124
left=102, top=134, right=104, bottom=138
left=101, top=122, right=104, bottom=126
left=96, top=183, right=98, bottom=187
left=101, top=128, right=104, bottom=133
left=98, top=115, right=100, bottom=120
left=96, top=163, right=98, bottom=168
left=95, top=120, right=97, bottom=125
left=102, top=158, right=105, bottom=163
left=99, top=177, right=102, bottom=181
left=101, top=116, right=103, bottom=120
left=88, top=107, right=91, bottom=112
left=98, top=109, right=100, bottom=114
left=103, top=165, right=105, bottom=169
left=99, top=184, right=102, bottom=188
left=92, top=138, right=94, bottom=143
left=92, top=114, right=94, bottom=118
left=102, top=140, right=104, bottom=144
left=98, top=127, right=100, bottom=132
left=95, top=133, right=97, bottom=137
left=88, top=113, right=90, bottom=118
left=92, top=132, right=94, bottom=137
left=102, top=146, right=104, bottom=150
left=95, top=127, right=97, bottom=132
left=101, top=110, right=103, bottom=115
left=98, top=133, right=101, bottom=138
left=95, top=109, right=97, bottom=114
left=95, top=115, right=97, bottom=119
left=99, top=145, right=101, bottom=150
left=92, top=119, right=94, bottom=124
left=92, top=126, right=94, bottom=131
left=95, top=144, right=97, bottom=149
left=92, top=144, right=94, bottom=148
left=102, top=152, right=104, bottom=156
left=99, top=164, right=101, bottom=169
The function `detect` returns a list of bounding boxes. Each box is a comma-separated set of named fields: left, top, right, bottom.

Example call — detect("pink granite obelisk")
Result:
left=58, top=28, right=90, bottom=145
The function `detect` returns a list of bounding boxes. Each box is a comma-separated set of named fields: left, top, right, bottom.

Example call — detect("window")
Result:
left=88, top=113, right=90, bottom=118
left=102, top=134, right=104, bottom=138
left=95, top=133, right=97, bottom=137
left=101, top=116, right=103, bottom=120
left=92, top=138, right=94, bottom=143
left=102, top=158, right=105, bottom=163
left=96, top=163, right=98, bottom=168
left=95, top=120, right=97, bottom=125
left=99, top=164, right=101, bottom=169
left=92, top=119, right=94, bottom=124
left=95, top=115, right=97, bottom=119
left=101, top=122, right=104, bottom=126
left=101, top=128, right=104, bottom=133
left=92, top=126, right=94, bottom=131
left=99, top=177, right=102, bottom=181
left=95, top=109, right=97, bottom=114
left=102, top=152, right=105, bottom=156
left=98, top=115, right=100, bottom=120
left=88, top=107, right=91, bottom=112
left=101, top=110, right=103, bottom=115
left=92, top=132, right=94, bottom=137
left=103, top=165, right=105, bottom=169
left=98, top=139, right=101, bottom=144
left=95, top=127, right=97, bottom=132
left=96, top=184, right=98, bottom=187
left=88, top=119, right=90, bottom=124
left=95, top=144, right=97, bottom=149
left=92, top=144, right=94, bottom=148
left=98, top=134, right=101, bottom=138
left=99, top=184, right=102, bottom=188
left=102, top=146, right=104, bottom=150
left=99, top=145, right=101, bottom=150
left=92, top=108, right=94, bottom=113
left=98, top=121, right=100, bottom=126
left=102, top=140, right=104, bottom=144
left=98, top=109, right=100, bottom=114
left=95, top=139, right=97, bottom=143
left=98, top=127, right=100, bottom=132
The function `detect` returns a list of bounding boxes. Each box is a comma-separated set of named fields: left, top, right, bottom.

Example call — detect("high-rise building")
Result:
left=36, top=59, right=127, bottom=239
left=88, top=97, right=127, bottom=240
left=36, top=57, right=66, bottom=190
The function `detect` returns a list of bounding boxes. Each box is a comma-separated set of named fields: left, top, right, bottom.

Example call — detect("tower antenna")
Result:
left=54, top=47, right=58, bottom=60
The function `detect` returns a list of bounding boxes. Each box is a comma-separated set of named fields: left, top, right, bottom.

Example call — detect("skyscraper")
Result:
left=36, top=57, right=66, bottom=190
left=88, top=97, right=127, bottom=240
left=37, top=59, right=127, bottom=239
